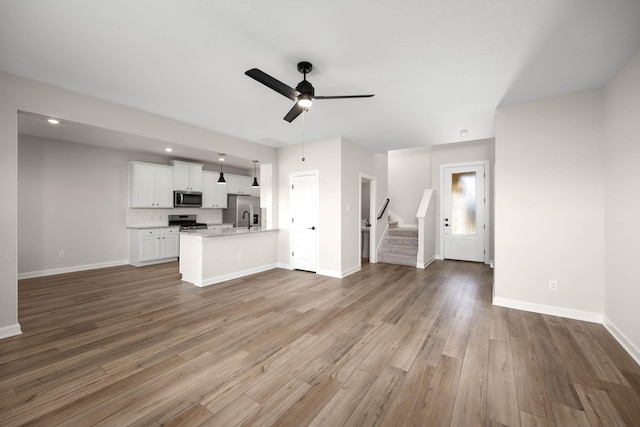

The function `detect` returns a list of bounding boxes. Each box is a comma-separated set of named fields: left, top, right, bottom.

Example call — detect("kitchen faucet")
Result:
left=242, top=211, right=251, bottom=229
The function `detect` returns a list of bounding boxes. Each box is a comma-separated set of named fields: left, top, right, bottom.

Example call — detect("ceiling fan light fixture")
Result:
left=297, top=94, right=312, bottom=108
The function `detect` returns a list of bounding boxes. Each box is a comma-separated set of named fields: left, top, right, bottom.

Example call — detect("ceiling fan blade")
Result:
left=313, top=94, right=375, bottom=100
left=283, top=103, right=304, bottom=122
left=245, top=68, right=297, bottom=101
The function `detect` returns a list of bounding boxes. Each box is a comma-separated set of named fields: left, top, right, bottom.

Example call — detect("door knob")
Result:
left=308, top=226, right=316, bottom=230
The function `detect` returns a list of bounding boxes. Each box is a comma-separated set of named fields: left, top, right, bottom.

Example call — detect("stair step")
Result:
left=378, top=253, right=416, bottom=267
left=378, top=244, right=418, bottom=256
left=383, top=236, right=418, bottom=247
left=388, top=228, right=418, bottom=238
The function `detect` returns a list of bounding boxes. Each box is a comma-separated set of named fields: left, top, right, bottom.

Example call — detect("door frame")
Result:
left=359, top=173, right=378, bottom=266
left=289, top=170, right=320, bottom=271
left=439, top=160, right=490, bottom=264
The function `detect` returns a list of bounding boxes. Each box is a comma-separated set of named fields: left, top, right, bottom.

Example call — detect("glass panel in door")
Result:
left=451, top=172, right=476, bottom=236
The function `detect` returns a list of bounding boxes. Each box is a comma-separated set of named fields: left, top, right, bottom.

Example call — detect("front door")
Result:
left=291, top=172, right=318, bottom=272
left=443, top=163, right=486, bottom=262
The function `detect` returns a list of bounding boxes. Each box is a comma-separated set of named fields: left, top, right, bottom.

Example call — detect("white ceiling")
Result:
left=2, top=0, right=640, bottom=153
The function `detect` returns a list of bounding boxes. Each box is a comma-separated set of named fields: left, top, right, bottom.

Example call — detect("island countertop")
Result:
left=180, top=227, right=278, bottom=238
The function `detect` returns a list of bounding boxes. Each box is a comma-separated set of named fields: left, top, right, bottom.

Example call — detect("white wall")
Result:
left=277, top=137, right=388, bottom=277
left=494, top=91, right=605, bottom=319
left=0, top=71, right=277, bottom=338
left=277, top=138, right=343, bottom=275
left=603, top=48, right=640, bottom=358
left=388, top=146, right=431, bottom=226
left=341, top=139, right=388, bottom=274
left=431, top=139, right=495, bottom=260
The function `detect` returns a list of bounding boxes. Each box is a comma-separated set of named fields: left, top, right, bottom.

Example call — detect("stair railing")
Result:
left=376, top=197, right=390, bottom=220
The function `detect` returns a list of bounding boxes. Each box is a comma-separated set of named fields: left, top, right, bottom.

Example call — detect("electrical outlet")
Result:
left=549, top=280, right=558, bottom=291
left=238, top=252, right=242, bottom=260
left=58, top=251, right=65, bottom=258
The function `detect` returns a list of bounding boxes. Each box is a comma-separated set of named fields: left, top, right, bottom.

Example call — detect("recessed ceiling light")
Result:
left=165, top=148, right=173, bottom=152
left=460, top=129, right=468, bottom=137
left=47, top=118, right=60, bottom=124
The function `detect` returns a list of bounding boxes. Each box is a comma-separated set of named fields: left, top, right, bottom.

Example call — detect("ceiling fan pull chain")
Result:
left=301, top=109, right=306, bottom=161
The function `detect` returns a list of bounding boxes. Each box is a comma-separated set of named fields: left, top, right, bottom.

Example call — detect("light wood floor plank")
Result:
left=487, top=339, right=520, bottom=427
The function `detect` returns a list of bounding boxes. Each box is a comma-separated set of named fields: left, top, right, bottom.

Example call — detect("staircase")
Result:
left=377, top=225, right=418, bottom=267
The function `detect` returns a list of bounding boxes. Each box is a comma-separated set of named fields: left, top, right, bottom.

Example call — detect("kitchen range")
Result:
left=168, top=214, right=208, bottom=231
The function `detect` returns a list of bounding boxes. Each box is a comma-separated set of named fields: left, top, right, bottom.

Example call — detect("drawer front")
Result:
left=141, top=228, right=160, bottom=236
left=161, top=227, right=180, bottom=235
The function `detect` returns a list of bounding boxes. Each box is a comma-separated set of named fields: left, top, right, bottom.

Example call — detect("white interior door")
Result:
left=443, top=163, right=486, bottom=262
left=291, top=172, right=318, bottom=272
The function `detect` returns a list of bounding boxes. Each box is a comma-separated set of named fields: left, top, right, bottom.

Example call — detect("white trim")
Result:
left=376, top=222, right=389, bottom=258
left=417, top=256, right=436, bottom=270
left=277, top=262, right=292, bottom=270
left=18, top=259, right=130, bottom=280
left=191, top=263, right=278, bottom=287
left=603, top=316, right=640, bottom=366
left=435, top=254, right=444, bottom=260
left=316, top=268, right=343, bottom=278
left=341, top=265, right=361, bottom=278
left=492, top=297, right=603, bottom=323
left=440, top=160, right=490, bottom=263
left=0, top=323, right=22, bottom=339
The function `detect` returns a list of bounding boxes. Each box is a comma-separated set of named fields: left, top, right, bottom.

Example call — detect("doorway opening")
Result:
left=360, top=174, right=377, bottom=266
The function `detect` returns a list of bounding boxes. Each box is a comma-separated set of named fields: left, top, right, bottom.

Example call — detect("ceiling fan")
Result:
left=245, top=61, right=375, bottom=122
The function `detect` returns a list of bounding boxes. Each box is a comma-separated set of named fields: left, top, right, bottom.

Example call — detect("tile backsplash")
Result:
left=126, top=208, right=223, bottom=227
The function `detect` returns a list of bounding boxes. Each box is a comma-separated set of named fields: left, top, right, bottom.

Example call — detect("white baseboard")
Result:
left=492, top=297, right=603, bottom=323
left=129, top=257, right=177, bottom=268
left=18, top=259, right=130, bottom=280
left=0, top=323, right=22, bottom=339
left=603, top=316, right=640, bottom=366
left=435, top=254, right=444, bottom=260
left=190, top=263, right=278, bottom=287
left=316, top=268, right=343, bottom=278
left=277, top=262, right=292, bottom=270
left=417, top=256, right=435, bottom=269
left=341, top=265, right=361, bottom=278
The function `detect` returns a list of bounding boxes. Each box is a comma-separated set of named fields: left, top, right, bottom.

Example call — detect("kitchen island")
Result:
left=179, top=227, right=278, bottom=287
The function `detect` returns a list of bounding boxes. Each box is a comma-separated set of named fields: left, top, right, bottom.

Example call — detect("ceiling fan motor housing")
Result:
left=295, top=79, right=314, bottom=97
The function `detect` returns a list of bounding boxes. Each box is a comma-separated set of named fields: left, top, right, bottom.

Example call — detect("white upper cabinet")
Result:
left=129, top=162, right=173, bottom=208
left=201, top=171, right=228, bottom=208
left=226, top=174, right=253, bottom=195
left=170, top=160, right=203, bottom=192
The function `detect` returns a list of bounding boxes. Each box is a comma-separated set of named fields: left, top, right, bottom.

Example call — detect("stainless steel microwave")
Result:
left=173, top=191, right=202, bottom=207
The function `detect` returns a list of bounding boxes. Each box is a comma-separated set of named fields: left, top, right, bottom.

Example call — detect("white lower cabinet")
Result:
left=129, top=227, right=180, bottom=266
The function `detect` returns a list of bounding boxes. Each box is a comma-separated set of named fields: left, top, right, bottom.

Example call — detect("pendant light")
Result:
left=251, top=160, right=259, bottom=188
left=217, top=153, right=226, bottom=184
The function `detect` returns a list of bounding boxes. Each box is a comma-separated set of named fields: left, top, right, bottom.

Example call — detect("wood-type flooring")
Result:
left=1, top=260, right=639, bottom=426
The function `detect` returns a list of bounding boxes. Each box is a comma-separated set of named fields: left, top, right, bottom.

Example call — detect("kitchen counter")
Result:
left=127, top=225, right=179, bottom=229
left=179, top=228, right=279, bottom=287
left=180, top=227, right=277, bottom=238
